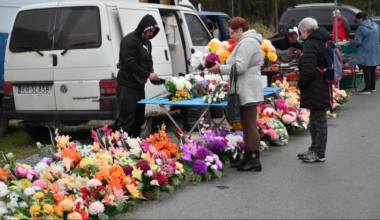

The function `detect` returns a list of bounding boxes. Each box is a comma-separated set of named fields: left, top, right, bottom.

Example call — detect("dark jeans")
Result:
left=115, top=84, right=145, bottom=138
left=309, top=109, right=327, bottom=157
left=362, top=66, right=377, bottom=90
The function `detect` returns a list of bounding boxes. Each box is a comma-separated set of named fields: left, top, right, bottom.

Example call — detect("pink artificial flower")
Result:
left=15, top=166, right=28, bottom=177
left=102, top=194, right=117, bottom=206
left=267, top=129, right=277, bottom=140
left=28, top=170, right=38, bottom=177
left=150, top=180, right=159, bottom=186
left=282, top=114, right=295, bottom=124
left=33, top=180, right=47, bottom=189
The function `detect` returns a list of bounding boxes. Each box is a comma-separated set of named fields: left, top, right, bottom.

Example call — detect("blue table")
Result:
left=139, top=87, right=281, bottom=137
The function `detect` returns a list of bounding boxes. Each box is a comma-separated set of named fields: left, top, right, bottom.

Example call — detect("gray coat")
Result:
left=220, top=30, right=264, bottom=106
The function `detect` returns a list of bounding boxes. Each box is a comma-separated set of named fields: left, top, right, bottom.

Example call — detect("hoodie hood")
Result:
left=360, top=19, right=376, bottom=29
left=239, top=29, right=263, bottom=45
left=135, top=15, right=160, bottom=40
left=305, top=27, right=331, bottom=41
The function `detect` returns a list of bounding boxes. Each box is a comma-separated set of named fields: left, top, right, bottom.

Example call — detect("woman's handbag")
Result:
left=227, top=64, right=241, bottom=124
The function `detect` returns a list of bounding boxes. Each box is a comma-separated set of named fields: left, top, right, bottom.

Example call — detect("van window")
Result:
left=184, top=13, right=210, bottom=46
left=222, top=17, right=230, bottom=39
left=340, top=10, right=356, bottom=23
left=10, top=9, right=56, bottom=52
left=283, top=9, right=308, bottom=23
left=311, top=9, right=332, bottom=23
left=54, top=7, right=101, bottom=50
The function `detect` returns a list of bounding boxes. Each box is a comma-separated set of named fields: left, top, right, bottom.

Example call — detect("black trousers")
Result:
left=116, top=84, right=145, bottom=138
left=362, top=66, right=377, bottom=91
left=309, top=109, right=327, bottom=157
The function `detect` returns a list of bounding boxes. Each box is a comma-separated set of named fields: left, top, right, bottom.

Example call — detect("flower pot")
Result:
left=229, top=156, right=241, bottom=164
left=139, top=0, right=148, bottom=2
left=160, top=0, right=171, bottom=5
left=142, top=190, right=157, bottom=200
left=288, top=130, right=297, bottom=135
left=202, top=175, right=207, bottom=181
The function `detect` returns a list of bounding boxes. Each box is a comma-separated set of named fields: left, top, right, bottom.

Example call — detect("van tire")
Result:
left=140, top=117, right=152, bottom=139
left=25, top=124, right=52, bottom=141
left=210, top=107, right=224, bottom=118
left=0, top=107, right=9, bottom=137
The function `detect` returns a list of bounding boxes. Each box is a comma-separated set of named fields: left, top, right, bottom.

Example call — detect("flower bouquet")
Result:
left=204, top=38, right=234, bottom=67
left=261, top=40, right=278, bottom=68
left=190, top=80, right=209, bottom=98
left=190, top=51, right=208, bottom=77
left=333, top=86, right=351, bottom=105
left=164, top=76, right=193, bottom=102
left=202, top=80, right=229, bottom=104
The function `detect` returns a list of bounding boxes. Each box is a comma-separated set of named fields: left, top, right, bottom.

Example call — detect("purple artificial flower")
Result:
left=53, top=153, right=61, bottom=159
left=204, top=53, right=220, bottom=67
left=196, top=147, right=211, bottom=159
left=237, top=142, right=245, bottom=151
left=235, top=131, right=244, bottom=137
left=200, top=80, right=209, bottom=86
left=193, top=160, right=208, bottom=175
left=276, top=103, right=288, bottom=111
left=276, top=99, right=286, bottom=104
left=41, top=157, right=52, bottom=164
left=209, top=139, right=225, bottom=152
left=201, top=131, right=213, bottom=145
left=215, top=129, right=228, bottom=138
left=180, top=144, right=193, bottom=161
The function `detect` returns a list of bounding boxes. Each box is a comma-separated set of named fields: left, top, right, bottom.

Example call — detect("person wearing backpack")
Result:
left=350, top=12, right=380, bottom=95
left=297, top=17, right=333, bottom=163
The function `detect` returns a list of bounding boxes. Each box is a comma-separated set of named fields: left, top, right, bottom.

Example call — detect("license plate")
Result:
left=18, top=85, right=52, bottom=94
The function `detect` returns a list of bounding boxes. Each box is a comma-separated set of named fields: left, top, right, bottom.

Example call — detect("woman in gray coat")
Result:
left=209, top=17, right=264, bottom=172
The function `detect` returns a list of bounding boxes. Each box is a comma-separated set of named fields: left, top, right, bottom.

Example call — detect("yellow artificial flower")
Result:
left=172, top=97, right=178, bottom=102
left=262, top=50, right=267, bottom=58
left=20, top=164, right=32, bottom=170
left=30, top=205, right=41, bottom=215
left=261, top=43, right=272, bottom=53
left=20, top=179, right=32, bottom=189
left=132, top=168, right=143, bottom=181
left=219, top=50, right=231, bottom=63
left=101, top=154, right=113, bottom=165
left=43, top=204, right=53, bottom=214
left=79, top=157, right=96, bottom=169
left=176, top=162, right=184, bottom=173
left=267, top=52, right=278, bottom=62
left=33, top=192, right=45, bottom=200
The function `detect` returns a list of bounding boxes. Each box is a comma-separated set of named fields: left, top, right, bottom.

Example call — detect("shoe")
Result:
left=297, top=150, right=313, bottom=159
left=230, top=150, right=249, bottom=168
left=301, top=151, right=325, bottom=163
left=371, top=90, right=376, bottom=92
left=237, top=151, right=262, bottom=171
left=359, top=89, right=371, bottom=95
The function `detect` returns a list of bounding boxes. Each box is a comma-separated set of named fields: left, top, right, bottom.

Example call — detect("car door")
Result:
left=5, top=5, right=57, bottom=110
left=117, top=5, right=172, bottom=100
left=181, top=11, right=212, bottom=53
left=53, top=2, right=113, bottom=110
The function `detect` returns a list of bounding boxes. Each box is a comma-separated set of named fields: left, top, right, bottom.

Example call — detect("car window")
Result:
left=340, top=10, right=356, bottom=23
left=184, top=13, right=210, bottom=46
left=310, top=9, right=332, bottom=23
left=54, top=6, right=101, bottom=50
left=222, top=17, right=230, bottom=39
left=283, top=9, right=308, bottom=23
left=10, top=9, right=56, bottom=52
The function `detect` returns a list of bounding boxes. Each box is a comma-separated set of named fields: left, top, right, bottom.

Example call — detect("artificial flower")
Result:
left=88, top=201, right=105, bottom=215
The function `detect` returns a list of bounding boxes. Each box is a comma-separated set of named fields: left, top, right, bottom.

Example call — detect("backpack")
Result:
left=309, top=39, right=343, bottom=84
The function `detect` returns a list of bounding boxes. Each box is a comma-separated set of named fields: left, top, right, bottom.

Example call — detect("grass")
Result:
left=249, top=23, right=276, bottom=40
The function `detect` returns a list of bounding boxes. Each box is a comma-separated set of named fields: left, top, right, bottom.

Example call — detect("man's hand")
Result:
left=149, top=73, right=159, bottom=81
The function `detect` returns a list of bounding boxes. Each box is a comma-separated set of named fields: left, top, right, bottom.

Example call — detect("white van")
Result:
left=2, top=0, right=215, bottom=139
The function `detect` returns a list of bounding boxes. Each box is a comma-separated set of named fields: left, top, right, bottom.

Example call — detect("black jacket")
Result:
left=268, top=32, right=303, bottom=51
left=298, top=27, right=333, bottom=110
left=117, top=15, right=160, bottom=89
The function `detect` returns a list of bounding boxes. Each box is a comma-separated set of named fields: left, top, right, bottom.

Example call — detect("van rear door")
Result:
left=5, top=5, right=57, bottom=110
left=53, top=2, right=114, bottom=110
left=117, top=6, right=172, bottom=100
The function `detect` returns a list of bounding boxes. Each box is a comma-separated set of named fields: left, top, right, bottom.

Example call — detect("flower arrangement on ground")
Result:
left=164, top=76, right=193, bottom=102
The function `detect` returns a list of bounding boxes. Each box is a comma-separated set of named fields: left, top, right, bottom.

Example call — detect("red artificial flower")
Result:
left=208, top=88, right=212, bottom=92
left=228, top=38, right=237, bottom=45
left=86, top=199, right=92, bottom=205
left=96, top=186, right=106, bottom=191
left=77, top=209, right=89, bottom=220
left=217, top=83, right=221, bottom=87
left=154, top=172, right=168, bottom=185
left=90, top=192, right=97, bottom=199
left=223, top=139, right=228, bottom=145
left=76, top=202, right=81, bottom=209
left=81, top=187, right=88, bottom=194
left=81, top=193, right=88, bottom=200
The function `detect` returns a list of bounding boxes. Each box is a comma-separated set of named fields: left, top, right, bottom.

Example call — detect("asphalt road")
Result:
left=122, top=92, right=380, bottom=219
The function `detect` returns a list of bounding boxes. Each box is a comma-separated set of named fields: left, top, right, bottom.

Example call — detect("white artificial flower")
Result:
left=174, top=170, right=181, bottom=175
left=184, top=81, right=192, bottom=90
left=0, top=201, right=5, bottom=208
left=19, top=201, right=28, bottom=208
left=211, top=165, right=218, bottom=171
left=56, top=165, right=64, bottom=173
left=23, top=188, right=36, bottom=196
left=0, top=207, right=8, bottom=216
left=6, top=201, right=18, bottom=212
left=194, top=75, right=204, bottom=82
left=0, top=182, right=9, bottom=197
left=8, top=192, right=19, bottom=202
left=34, top=162, right=48, bottom=174
left=213, top=97, right=217, bottom=102
left=5, top=216, right=20, bottom=220
left=172, top=77, right=184, bottom=90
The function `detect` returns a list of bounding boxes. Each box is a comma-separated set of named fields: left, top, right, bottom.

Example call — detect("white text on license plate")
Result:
left=18, top=86, right=52, bottom=94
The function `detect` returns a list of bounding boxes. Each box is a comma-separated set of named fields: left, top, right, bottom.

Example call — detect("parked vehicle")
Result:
left=1, top=0, right=217, bottom=139
left=197, top=11, right=231, bottom=41
left=279, top=3, right=380, bottom=39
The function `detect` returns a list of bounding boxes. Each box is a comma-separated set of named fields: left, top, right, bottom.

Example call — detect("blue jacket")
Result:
left=351, top=19, right=380, bottom=66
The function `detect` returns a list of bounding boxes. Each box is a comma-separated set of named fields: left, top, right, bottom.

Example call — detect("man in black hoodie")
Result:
left=116, top=15, right=160, bottom=138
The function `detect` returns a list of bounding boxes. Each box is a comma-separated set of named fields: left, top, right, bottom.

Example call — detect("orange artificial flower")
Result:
left=126, top=184, right=140, bottom=199
left=161, top=149, right=171, bottom=159
left=111, top=171, right=127, bottom=183
left=108, top=178, right=122, bottom=190
left=109, top=165, right=124, bottom=175
left=232, top=122, right=243, bottom=131
left=289, top=86, right=297, bottom=92
left=53, top=194, right=64, bottom=203
left=94, top=170, right=109, bottom=182
left=53, top=204, right=64, bottom=217
left=161, top=124, right=166, bottom=131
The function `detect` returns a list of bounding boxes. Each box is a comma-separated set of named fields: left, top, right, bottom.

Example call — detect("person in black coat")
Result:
left=116, top=15, right=160, bottom=138
left=297, top=17, right=333, bottom=163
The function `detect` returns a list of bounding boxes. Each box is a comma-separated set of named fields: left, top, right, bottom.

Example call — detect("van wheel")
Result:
left=0, top=107, right=9, bottom=137
left=140, top=117, right=152, bottom=138
left=210, top=107, right=224, bottom=118
left=25, top=124, right=52, bottom=141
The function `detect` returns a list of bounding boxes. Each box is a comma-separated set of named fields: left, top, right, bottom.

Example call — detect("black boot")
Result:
left=237, top=150, right=262, bottom=172
left=230, top=149, right=250, bottom=169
